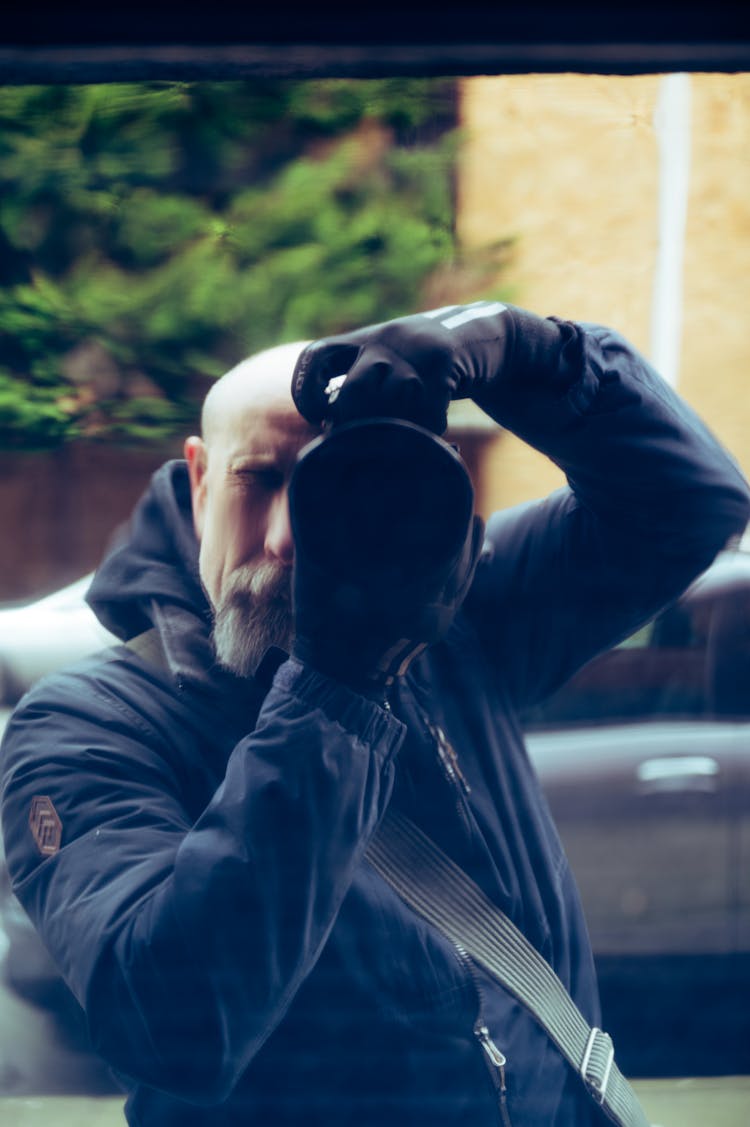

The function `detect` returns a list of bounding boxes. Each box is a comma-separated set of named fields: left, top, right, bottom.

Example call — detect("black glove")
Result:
left=288, top=419, right=485, bottom=695
left=291, top=300, right=584, bottom=435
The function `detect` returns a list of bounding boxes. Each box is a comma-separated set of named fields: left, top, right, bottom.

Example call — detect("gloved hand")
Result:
left=291, top=300, right=585, bottom=435
left=287, top=419, right=485, bottom=695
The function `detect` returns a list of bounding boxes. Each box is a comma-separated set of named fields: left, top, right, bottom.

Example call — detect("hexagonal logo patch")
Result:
left=29, top=795, right=62, bottom=857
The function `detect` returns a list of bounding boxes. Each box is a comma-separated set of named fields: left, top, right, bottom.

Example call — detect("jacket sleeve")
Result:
left=463, top=323, right=750, bottom=708
left=0, top=656, right=405, bottom=1102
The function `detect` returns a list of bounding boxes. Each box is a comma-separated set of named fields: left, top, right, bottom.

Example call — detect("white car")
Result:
left=0, top=575, right=116, bottom=711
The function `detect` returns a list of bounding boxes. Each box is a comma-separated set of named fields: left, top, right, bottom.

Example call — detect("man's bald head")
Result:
left=201, top=340, right=310, bottom=451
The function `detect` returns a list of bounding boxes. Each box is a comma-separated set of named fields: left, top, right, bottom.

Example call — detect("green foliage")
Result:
left=0, top=368, right=72, bottom=447
left=0, top=78, right=501, bottom=449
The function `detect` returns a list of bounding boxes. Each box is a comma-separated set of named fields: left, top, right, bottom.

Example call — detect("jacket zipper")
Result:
left=417, top=706, right=473, bottom=833
left=454, top=944, right=513, bottom=1127
left=414, top=699, right=510, bottom=1121
left=475, top=1022, right=512, bottom=1127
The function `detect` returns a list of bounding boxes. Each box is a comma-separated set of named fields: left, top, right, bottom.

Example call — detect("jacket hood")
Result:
left=86, top=460, right=217, bottom=687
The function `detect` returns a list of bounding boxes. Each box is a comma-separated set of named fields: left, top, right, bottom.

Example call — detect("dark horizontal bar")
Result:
left=1, top=41, right=749, bottom=84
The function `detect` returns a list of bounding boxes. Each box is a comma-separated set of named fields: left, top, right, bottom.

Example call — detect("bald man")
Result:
left=184, top=343, right=316, bottom=676
left=2, top=311, right=749, bottom=1127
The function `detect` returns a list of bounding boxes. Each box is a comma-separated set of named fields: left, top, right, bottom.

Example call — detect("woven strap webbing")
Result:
left=366, top=809, right=651, bottom=1127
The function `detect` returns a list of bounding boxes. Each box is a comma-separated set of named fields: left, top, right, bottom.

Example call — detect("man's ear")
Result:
left=184, top=436, right=208, bottom=538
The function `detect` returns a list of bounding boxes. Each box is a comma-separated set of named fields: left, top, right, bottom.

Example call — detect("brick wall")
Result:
left=0, top=443, right=181, bottom=601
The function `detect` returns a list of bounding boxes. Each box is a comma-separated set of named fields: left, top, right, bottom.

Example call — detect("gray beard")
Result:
left=211, top=562, right=293, bottom=678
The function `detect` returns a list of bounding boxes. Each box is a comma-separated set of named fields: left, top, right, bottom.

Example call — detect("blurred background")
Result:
left=1, top=73, right=748, bottom=600
left=0, top=77, right=464, bottom=599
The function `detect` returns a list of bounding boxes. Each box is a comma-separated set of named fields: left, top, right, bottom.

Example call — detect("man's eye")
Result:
left=240, top=469, right=284, bottom=491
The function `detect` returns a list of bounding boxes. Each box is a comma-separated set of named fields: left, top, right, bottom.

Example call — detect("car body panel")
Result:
left=527, top=721, right=744, bottom=956
left=522, top=543, right=750, bottom=963
left=0, top=576, right=115, bottom=708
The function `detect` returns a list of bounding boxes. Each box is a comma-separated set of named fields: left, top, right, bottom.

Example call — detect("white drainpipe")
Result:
left=650, top=72, right=692, bottom=388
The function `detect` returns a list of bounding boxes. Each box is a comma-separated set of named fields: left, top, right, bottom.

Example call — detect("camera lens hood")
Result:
left=288, top=418, right=482, bottom=657
left=290, top=418, right=473, bottom=575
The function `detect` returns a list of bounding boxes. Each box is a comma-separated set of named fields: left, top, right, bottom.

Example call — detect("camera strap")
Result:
left=366, top=808, right=652, bottom=1127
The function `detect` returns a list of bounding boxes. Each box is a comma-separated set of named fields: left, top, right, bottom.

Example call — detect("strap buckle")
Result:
left=580, top=1027, right=615, bottom=1104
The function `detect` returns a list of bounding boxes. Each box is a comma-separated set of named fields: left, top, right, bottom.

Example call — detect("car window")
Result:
left=522, top=556, right=750, bottom=729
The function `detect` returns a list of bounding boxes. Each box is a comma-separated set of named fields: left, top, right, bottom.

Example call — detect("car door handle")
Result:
left=636, top=756, right=720, bottom=794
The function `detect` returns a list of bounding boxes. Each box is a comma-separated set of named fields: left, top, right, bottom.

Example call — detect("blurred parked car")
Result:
left=0, top=575, right=115, bottom=708
left=521, top=537, right=750, bottom=1076
left=0, top=545, right=749, bottom=1078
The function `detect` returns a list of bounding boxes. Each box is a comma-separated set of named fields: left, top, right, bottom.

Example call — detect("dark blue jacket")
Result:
left=2, top=325, right=749, bottom=1126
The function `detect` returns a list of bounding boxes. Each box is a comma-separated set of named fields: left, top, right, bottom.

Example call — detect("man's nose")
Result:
left=264, top=491, right=294, bottom=565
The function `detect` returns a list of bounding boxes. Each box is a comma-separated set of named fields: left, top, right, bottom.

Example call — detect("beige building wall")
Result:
left=457, top=74, right=750, bottom=516
left=681, top=75, right=750, bottom=468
